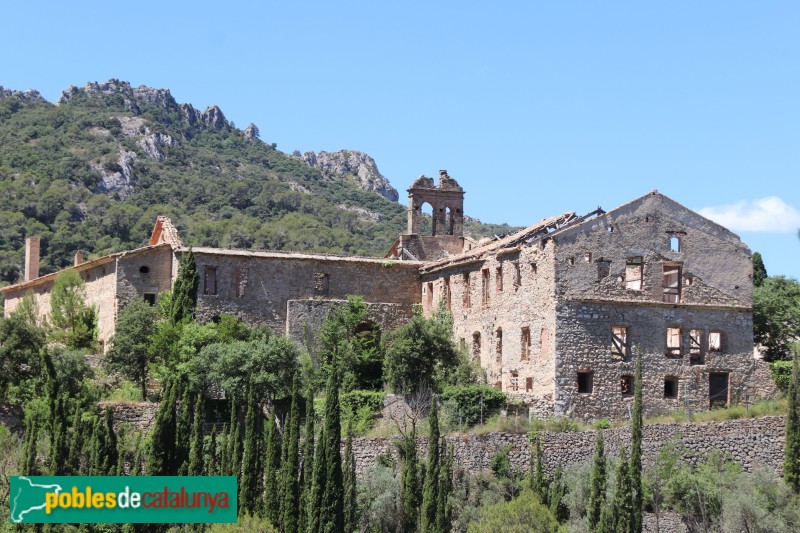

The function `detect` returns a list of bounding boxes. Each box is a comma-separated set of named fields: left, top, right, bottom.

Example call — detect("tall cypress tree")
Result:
left=206, top=425, right=218, bottom=476
left=188, top=393, right=205, bottom=477
left=421, top=398, right=440, bottom=533
left=176, top=386, right=192, bottom=476
left=264, top=411, right=283, bottom=524
left=436, top=443, right=454, bottom=533
left=169, top=248, right=199, bottom=325
left=343, top=417, right=357, bottom=533
left=753, top=251, right=768, bottom=287
left=23, top=412, right=40, bottom=475
left=548, top=465, right=568, bottom=523
left=48, top=395, right=69, bottom=475
left=400, top=430, right=419, bottom=533
left=529, top=431, right=547, bottom=504
left=67, top=406, right=85, bottom=475
left=131, top=432, right=144, bottom=476
left=630, top=349, right=644, bottom=533
left=282, top=375, right=302, bottom=533
left=320, top=368, right=344, bottom=533
left=241, top=384, right=261, bottom=516
left=607, top=447, right=633, bottom=533
left=230, top=400, right=243, bottom=478
left=299, top=388, right=316, bottom=533
left=784, top=349, right=800, bottom=492
left=587, top=431, right=607, bottom=530
left=148, top=379, right=177, bottom=475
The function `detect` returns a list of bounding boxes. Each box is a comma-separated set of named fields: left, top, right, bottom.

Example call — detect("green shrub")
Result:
left=441, top=385, right=506, bottom=428
left=770, top=360, right=793, bottom=395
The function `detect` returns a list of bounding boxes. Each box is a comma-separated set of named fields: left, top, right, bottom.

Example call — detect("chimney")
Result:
left=24, top=237, right=40, bottom=281
left=74, top=251, right=84, bottom=266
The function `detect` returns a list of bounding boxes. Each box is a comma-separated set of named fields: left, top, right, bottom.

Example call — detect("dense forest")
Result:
left=0, top=80, right=515, bottom=286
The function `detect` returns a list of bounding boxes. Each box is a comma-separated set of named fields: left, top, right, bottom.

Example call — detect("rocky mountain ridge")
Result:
left=300, top=149, right=399, bottom=202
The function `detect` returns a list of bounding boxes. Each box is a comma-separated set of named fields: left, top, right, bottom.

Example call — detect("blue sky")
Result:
left=3, top=1, right=799, bottom=278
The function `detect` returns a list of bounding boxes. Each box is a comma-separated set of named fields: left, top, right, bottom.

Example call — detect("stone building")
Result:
left=2, top=172, right=774, bottom=420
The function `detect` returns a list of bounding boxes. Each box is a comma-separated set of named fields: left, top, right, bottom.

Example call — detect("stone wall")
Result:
left=116, top=245, right=175, bottom=312
left=97, top=401, right=159, bottom=432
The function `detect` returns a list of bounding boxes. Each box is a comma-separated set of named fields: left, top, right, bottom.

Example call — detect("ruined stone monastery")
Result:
left=2, top=170, right=775, bottom=420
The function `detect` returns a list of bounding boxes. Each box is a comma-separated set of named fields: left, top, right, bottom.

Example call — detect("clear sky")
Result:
left=3, top=1, right=799, bottom=278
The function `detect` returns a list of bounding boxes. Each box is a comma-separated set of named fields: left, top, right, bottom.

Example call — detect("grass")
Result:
left=645, top=398, right=787, bottom=426
left=100, top=379, right=144, bottom=402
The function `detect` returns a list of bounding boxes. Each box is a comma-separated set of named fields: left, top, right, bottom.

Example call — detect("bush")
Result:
left=441, top=385, right=506, bottom=429
left=771, top=360, right=794, bottom=395
left=466, top=488, right=564, bottom=532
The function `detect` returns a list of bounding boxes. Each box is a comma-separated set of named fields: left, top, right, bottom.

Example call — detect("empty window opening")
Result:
left=482, top=269, right=491, bottom=306
left=625, top=257, right=643, bottom=290
left=709, top=373, right=729, bottom=408
left=689, top=329, right=703, bottom=355
left=526, top=377, right=534, bottom=392
left=204, top=266, right=218, bottom=295
left=662, top=264, right=682, bottom=303
left=426, top=282, right=434, bottom=310
left=531, top=262, right=538, bottom=275
left=709, top=331, right=722, bottom=352
left=510, top=371, right=519, bottom=392
left=512, top=261, right=521, bottom=289
left=611, top=326, right=628, bottom=360
left=443, top=277, right=451, bottom=310
left=496, top=265, right=503, bottom=292
left=664, top=377, right=679, bottom=399
left=666, top=327, right=681, bottom=356
left=419, top=202, right=434, bottom=235
left=445, top=207, right=454, bottom=235
left=568, top=257, right=575, bottom=266
left=495, top=328, right=503, bottom=363
left=584, top=252, right=592, bottom=263
left=462, top=272, right=471, bottom=309
left=607, top=225, right=614, bottom=233
left=143, top=293, right=156, bottom=306
left=620, top=375, right=633, bottom=396
left=521, top=327, right=531, bottom=362
left=685, top=275, right=694, bottom=286
left=314, top=272, right=329, bottom=296
left=472, top=332, right=481, bottom=361
left=577, top=371, right=594, bottom=393
left=670, top=236, right=681, bottom=252
left=597, top=260, right=611, bottom=280
left=139, top=265, right=150, bottom=274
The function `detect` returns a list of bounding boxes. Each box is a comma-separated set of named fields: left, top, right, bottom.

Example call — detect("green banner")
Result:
left=9, top=476, right=237, bottom=524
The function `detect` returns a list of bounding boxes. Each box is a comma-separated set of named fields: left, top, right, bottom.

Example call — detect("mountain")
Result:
left=0, top=79, right=518, bottom=285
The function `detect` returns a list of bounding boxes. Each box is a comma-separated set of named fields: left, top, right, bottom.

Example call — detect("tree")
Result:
left=343, top=417, right=358, bottom=533
left=175, top=385, right=192, bottom=475
left=753, top=276, right=800, bottom=361
left=105, top=298, right=157, bottom=400
left=169, top=248, right=199, bottom=325
left=188, top=393, right=205, bottom=477
left=263, top=410, right=282, bottom=524
left=148, top=379, right=178, bottom=475
left=299, top=387, right=315, bottom=533
left=49, top=269, right=97, bottom=350
left=548, top=465, right=568, bottom=523
left=436, top=443, right=454, bottom=532
left=241, top=384, right=263, bottom=516
left=320, top=369, right=344, bottom=533
left=529, top=431, right=548, bottom=504
left=630, top=349, right=644, bottom=533
left=784, top=349, right=800, bottom=493
left=466, top=489, right=563, bottom=533
left=587, top=431, right=607, bottom=530
left=604, top=447, right=634, bottom=533
left=383, top=307, right=459, bottom=394
left=90, top=408, right=118, bottom=476
left=281, top=375, right=302, bottom=533
left=400, top=431, right=420, bottom=533
left=0, top=296, right=46, bottom=401
left=753, top=252, right=767, bottom=287
left=421, top=398, right=441, bottom=533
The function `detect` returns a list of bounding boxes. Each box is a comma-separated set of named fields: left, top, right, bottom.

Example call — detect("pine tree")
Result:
left=436, top=443, right=454, bottom=533
left=320, top=368, right=344, bottom=533
left=421, top=398, right=441, bottom=533
left=169, top=248, right=199, bottom=325
left=784, top=348, right=800, bottom=492
left=529, top=431, right=548, bottom=504
left=630, top=348, right=644, bottom=533
left=241, top=384, right=262, bottom=516
left=299, top=388, right=315, bottom=533
left=148, top=379, right=178, bottom=475
left=188, top=393, right=205, bottom=476
left=400, top=430, right=419, bottom=533
left=176, top=386, right=192, bottom=475
left=282, top=375, right=302, bottom=533
left=264, top=410, right=283, bottom=524
left=587, top=430, right=607, bottom=530
left=343, top=417, right=357, bottom=533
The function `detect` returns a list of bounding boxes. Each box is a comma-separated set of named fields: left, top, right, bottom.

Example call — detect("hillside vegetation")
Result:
left=0, top=79, right=516, bottom=285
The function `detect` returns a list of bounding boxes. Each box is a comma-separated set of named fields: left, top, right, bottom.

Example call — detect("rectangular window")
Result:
left=709, top=331, right=722, bottom=352
left=620, top=375, right=633, bottom=396
left=664, top=377, right=679, bottom=399
left=690, top=329, right=703, bottom=355
left=577, top=371, right=593, bottom=393
left=666, top=327, right=681, bottom=356
left=521, top=327, right=531, bottom=362
left=625, top=257, right=643, bottom=290
left=204, top=266, right=217, bottom=295
left=495, top=328, right=503, bottom=363
left=526, top=377, right=534, bottom=392
left=143, top=293, right=156, bottom=306
left=597, top=260, right=611, bottom=280
left=670, top=236, right=681, bottom=252
left=584, top=252, right=592, bottom=263
left=510, top=371, right=519, bottom=392
left=482, top=269, right=491, bottom=306
left=496, top=266, right=503, bottom=292
left=611, top=326, right=628, bottom=360
left=512, top=261, right=521, bottom=289
left=462, top=272, right=471, bottom=309
left=709, top=373, right=729, bottom=408
left=314, top=272, right=329, bottom=296
left=662, top=264, right=682, bottom=303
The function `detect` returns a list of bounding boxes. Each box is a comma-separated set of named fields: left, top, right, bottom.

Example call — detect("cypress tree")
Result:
left=400, top=430, right=419, bottom=533
left=320, top=368, right=344, bottom=533
left=67, top=406, right=85, bottom=475
left=421, top=398, right=440, bottom=533
left=529, top=431, right=548, bottom=504
left=23, top=413, right=40, bottom=475
left=264, top=411, right=283, bottom=524
left=282, top=375, right=302, bottom=533
left=609, top=447, right=634, bottom=533
left=436, top=443, right=454, bottom=533
left=241, top=384, right=261, bottom=516
left=231, top=403, right=243, bottom=477
left=48, top=395, right=69, bottom=475
left=169, top=248, right=199, bottom=325
left=587, top=431, right=607, bottom=530
left=548, top=465, right=568, bottom=523
left=176, top=386, right=192, bottom=475
left=131, top=432, right=144, bottom=476
left=299, top=388, right=315, bottom=533
left=630, top=349, right=644, bottom=533
left=343, top=417, right=357, bottom=533
left=206, top=425, right=218, bottom=476
left=753, top=251, right=767, bottom=287
left=188, top=393, right=205, bottom=476
left=784, top=349, right=800, bottom=492
left=101, top=407, right=118, bottom=475
left=148, top=379, right=178, bottom=475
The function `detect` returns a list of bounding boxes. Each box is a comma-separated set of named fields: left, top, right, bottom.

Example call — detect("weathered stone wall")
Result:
left=116, top=245, right=175, bottom=312
left=191, top=249, right=422, bottom=335
left=98, top=401, right=159, bottom=432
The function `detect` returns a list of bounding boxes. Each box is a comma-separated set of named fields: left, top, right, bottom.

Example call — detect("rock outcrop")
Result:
left=301, top=150, right=399, bottom=202
left=0, top=86, right=48, bottom=104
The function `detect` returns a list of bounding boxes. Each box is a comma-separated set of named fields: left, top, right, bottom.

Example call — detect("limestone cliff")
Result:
left=301, top=150, right=399, bottom=202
